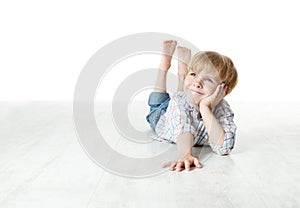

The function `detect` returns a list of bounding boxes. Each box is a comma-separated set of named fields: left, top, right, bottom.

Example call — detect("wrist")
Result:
left=177, top=150, right=192, bottom=161
left=199, top=102, right=212, bottom=112
left=176, top=133, right=193, bottom=159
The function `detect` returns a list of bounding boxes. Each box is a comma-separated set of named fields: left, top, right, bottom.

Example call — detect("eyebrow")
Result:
left=189, top=69, right=219, bottom=80
left=196, top=73, right=217, bottom=79
left=201, top=74, right=214, bottom=78
left=197, top=73, right=221, bottom=83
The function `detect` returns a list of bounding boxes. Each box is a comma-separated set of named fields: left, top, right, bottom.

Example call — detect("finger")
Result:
left=214, top=84, right=221, bottom=93
left=170, top=161, right=177, bottom=171
left=210, top=85, right=223, bottom=105
left=213, top=84, right=223, bottom=97
left=220, top=83, right=226, bottom=92
left=216, top=84, right=226, bottom=98
left=222, top=85, right=227, bottom=97
left=219, top=85, right=226, bottom=96
left=221, top=83, right=226, bottom=90
left=162, top=161, right=171, bottom=168
left=194, top=158, right=202, bottom=168
left=176, top=162, right=183, bottom=172
left=184, top=160, right=191, bottom=171
left=224, top=85, right=229, bottom=95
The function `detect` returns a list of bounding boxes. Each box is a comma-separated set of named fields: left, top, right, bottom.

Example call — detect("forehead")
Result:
left=192, top=65, right=219, bottom=78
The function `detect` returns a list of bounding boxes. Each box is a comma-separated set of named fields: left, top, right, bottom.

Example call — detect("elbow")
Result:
left=217, top=148, right=232, bottom=156
left=211, top=134, right=236, bottom=156
left=214, top=145, right=234, bottom=156
left=213, top=146, right=232, bottom=156
left=217, top=134, right=235, bottom=156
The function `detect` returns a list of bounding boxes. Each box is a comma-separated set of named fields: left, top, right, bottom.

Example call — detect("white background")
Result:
left=0, top=0, right=299, bottom=102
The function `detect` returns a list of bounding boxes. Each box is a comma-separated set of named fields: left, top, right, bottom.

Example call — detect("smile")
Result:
left=190, top=89, right=204, bottom=95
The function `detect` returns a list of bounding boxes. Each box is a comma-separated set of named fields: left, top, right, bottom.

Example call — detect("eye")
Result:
left=189, top=72, right=196, bottom=77
left=205, top=78, right=214, bottom=83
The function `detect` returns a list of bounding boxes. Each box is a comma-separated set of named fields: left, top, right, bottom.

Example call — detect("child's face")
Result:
left=183, top=66, right=221, bottom=106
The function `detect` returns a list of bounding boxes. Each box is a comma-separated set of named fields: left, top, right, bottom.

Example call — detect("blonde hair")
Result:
left=187, top=51, right=238, bottom=94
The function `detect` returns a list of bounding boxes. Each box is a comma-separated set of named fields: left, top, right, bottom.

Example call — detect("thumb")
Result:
left=162, top=161, right=171, bottom=168
left=194, top=158, right=202, bottom=168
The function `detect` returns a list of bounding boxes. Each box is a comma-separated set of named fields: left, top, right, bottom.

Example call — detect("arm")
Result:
left=200, top=84, right=236, bottom=155
left=200, top=105, right=225, bottom=147
left=177, top=133, right=194, bottom=158
left=160, top=93, right=202, bottom=171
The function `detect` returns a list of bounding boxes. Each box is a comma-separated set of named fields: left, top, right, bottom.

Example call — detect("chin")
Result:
left=185, top=89, right=203, bottom=104
left=187, top=95, right=201, bottom=106
left=192, top=99, right=201, bottom=106
left=191, top=93, right=203, bottom=102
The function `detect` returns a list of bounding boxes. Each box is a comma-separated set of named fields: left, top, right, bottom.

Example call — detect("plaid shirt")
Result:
left=154, top=91, right=237, bottom=155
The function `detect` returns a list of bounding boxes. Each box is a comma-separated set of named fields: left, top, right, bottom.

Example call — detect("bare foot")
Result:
left=159, top=40, right=177, bottom=71
left=177, top=46, right=191, bottom=79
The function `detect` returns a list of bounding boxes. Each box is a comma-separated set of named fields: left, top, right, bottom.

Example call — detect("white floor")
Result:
left=0, top=101, right=300, bottom=208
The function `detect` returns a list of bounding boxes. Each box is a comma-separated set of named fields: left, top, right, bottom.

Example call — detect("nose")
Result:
left=193, top=77, right=203, bottom=88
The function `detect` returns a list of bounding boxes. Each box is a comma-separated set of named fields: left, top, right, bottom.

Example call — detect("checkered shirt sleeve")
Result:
left=155, top=92, right=197, bottom=143
left=210, top=99, right=237, bottom=155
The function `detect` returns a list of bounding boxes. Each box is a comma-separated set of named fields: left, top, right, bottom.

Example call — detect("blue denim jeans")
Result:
left=146, top=92, right=170, bottom=131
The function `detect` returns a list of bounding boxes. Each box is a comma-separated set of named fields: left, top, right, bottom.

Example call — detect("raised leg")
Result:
left=177, top=46, right=191, bottom=91
left=154, top=40, right=177, bottom=92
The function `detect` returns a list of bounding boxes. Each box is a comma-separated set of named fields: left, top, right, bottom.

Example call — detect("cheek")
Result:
left=184, top=77, right=193, bottom=87
left=206, top=85, right=217, bottom=94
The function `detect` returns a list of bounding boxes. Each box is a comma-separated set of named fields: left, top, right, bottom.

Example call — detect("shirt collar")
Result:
left=182, top=93, right=199, bottom=112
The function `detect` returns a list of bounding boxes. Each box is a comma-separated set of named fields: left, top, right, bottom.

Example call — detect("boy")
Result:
left=146, top=40, right=238, bottom=172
